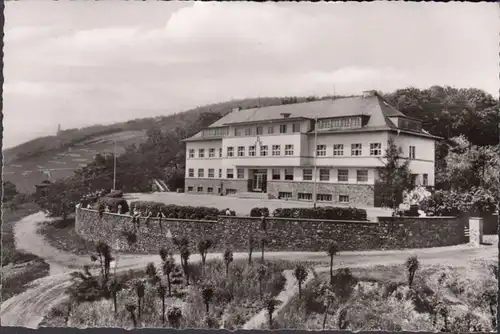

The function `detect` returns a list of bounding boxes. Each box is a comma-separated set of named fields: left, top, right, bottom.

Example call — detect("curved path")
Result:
left=1, top=212, right=497, bottom=328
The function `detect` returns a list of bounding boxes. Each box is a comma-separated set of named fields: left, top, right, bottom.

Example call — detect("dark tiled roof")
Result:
left=183, top=93, right=435, bottom=141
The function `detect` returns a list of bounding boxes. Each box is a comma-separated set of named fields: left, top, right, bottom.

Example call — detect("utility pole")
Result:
left=113, top=140, right=117, bottom=190
left=313, top=116, right=318, bottom=208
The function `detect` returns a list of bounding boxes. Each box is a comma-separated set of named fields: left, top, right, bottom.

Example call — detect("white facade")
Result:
left=185, top=121, right=435, bottom=187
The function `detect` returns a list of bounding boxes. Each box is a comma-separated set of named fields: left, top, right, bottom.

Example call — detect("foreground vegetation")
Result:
left=1, top=200, right=50, bottom=300
left=273, top=259, right=498, bottom=332
left=41, top=250, right=309, bottom=329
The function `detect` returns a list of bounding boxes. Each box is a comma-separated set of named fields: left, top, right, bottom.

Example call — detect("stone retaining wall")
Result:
left=75, top=208, right=466, bottom=253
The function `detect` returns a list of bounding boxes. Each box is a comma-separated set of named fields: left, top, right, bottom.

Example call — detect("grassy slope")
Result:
left=1, top=203, right=51, bottom=301
left=3, top=97, right=313, bottom=193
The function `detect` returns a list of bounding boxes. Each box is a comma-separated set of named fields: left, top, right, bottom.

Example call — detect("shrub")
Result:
left=97, top=197, right=129, bottom=214
left=421, top=187, right=497, bottom=217
left=130, top=201, right=221, bottom=220
left=250, top=207, right=270, bottom=217
left=272, top=206, right=367, bottom=221
left=107, top=190, right=124, bottom=198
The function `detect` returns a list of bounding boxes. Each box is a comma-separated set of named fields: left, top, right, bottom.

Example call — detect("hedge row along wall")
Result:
left=75, top=208, right=466, bottom=253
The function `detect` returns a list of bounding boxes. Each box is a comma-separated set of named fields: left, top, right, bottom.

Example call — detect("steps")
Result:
left=230, top=191, right=269, bottom=200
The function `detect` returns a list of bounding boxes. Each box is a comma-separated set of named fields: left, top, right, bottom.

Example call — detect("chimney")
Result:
left=280, top=112, right=291, bottom=118
left=362, top=90, right=377, bottom=98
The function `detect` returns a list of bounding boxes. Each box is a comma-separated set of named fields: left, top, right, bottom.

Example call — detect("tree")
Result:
left=257, top=265, right=267, bottom=299
left=35, top=177, right=85, bottom=220
left=197, top=239, right=213, bottom=268
left=173, top=237, right=191, bottom=285
left=223, top=248, right=234, bottom=276
left=3, top=181, right=18, bottom=202
left=405, top=256, right=420, bottom=288
left=201, top=285, right=214, bottom=314
left=377, top=138, right=414, bottom=210
left=157, top=284, right=167, bottom=324
left=146, top=262, right=159, bottom=285
left=326, top=242, right=338, bottom=283
left=90, top=241, right=114, bottom=285
left=125, top=304, right=137, bottom=328
left=293, top=264, right=308, bottom=298
left=260, top=236, right=268, bottom=262
left=264, top=297, right=282, bottom=328
left=109, top=278, right=122, bottom=315
left=160, top=251, right=176, bottom=296
left=248, top=234, right=255, bottom=265
left=167, top=306, right=183, bottom=329
left=135, top=280, right=145, bottom=321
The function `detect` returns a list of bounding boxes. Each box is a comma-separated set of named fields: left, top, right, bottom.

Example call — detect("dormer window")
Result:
left=317, top=116, right=362, bottom=130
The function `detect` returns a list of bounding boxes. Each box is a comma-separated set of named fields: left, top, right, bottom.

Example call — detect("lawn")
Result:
left=272, top=260, right=498, bottom=332
left=37, top=218, right=99, bottom=256
left=1, top=202, right=50, bottom=300
left=125, top=192, right=391, bottom=221
left=40, top=258, right=311, bottom=329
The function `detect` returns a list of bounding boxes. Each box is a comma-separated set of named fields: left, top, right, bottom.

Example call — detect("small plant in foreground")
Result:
left=201, top=284, right=215, bottom=314
left=248, top=234, right=255, bottom=265
left=125, top=304, right=137, bottom=328
left=293, top=264, right=308, bottom=298
left=265, top=296, right=282, bottom=328
left=161, top=252, right=176, bottom=296
left=325, top=242, right=338, bottom=283
left=405, top=256, right=420, bottom=288
left=257, top=264, right=267, bottom=299
left=145, top=262, right=159, bottom=285
left=167, top=306, right=183, bottom=329
left=157, top=284, right=167, bottom=324
left=109, top=278, right=122, bottom=315
left=259, top=236, right=268, bottom=262
left=223, top=248, right=234, bottom=276
left=197, top=238, right=213, bottom=268
left=135, top=280, right=145, bottom=321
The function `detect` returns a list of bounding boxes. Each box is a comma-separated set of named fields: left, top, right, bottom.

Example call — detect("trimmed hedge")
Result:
left=97, top=197, right=129, bottom=214
left=129, top=201, right=221, bottom=220
left=107, top=190, right=124, bottom=198
left=250, top=207, right=270, bottom=217
left=272, top=206, right=367, bottom=221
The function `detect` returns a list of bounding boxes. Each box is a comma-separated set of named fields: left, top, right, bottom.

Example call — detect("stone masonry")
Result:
left=76, top=208, right=465, bottom=253
left=185, top=178, right=248, bottom=195
left=266, top=181, right=374, bottom=206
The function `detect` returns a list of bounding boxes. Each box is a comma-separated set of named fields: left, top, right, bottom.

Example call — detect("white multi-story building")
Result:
left=182, top=90, right=439, bottom=207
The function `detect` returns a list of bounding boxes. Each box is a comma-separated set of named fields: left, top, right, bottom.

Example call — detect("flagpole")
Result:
left=113, top=140, right=117, bottom=190
left=313, top=116, right=318, bottom=208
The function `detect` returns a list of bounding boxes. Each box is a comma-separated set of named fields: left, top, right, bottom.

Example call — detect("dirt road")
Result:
left=1, top=212, right=497, bottom=328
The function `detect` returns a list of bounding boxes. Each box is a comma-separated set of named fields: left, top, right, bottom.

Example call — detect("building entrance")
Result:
left=251, top=169, right=268, bottom=192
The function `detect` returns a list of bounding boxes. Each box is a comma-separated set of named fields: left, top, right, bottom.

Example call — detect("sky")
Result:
left=4, top=1, right=499, bottom=149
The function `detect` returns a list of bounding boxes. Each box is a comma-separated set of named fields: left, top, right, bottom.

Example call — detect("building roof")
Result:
left=183, top=93, right=438, bottom=141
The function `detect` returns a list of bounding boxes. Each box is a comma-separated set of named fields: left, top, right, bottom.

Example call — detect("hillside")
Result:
left=4, top=96, right=321, bottom=193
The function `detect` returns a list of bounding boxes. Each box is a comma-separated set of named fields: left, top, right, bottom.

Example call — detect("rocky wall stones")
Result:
left=76, top=208, right=465, bottom=254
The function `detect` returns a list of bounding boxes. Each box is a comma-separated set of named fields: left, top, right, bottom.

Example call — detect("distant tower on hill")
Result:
left=57, top=124, right=62, bottom=136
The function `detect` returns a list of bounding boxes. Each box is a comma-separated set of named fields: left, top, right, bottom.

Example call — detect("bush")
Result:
left=272, top=206, right=367, bottom=221
left=97, top=197, right=129, bottom=214
left=107, top=190, right=124, bottom=198
left=421, top=187, right=497, bottom=217
left=250, top=207, right=270, bottom=217
left=129, top=201, right=221, bottom=220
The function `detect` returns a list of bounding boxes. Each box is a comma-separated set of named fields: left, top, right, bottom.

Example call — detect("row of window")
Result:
left=188, top=143, right=417, bottom=159
left=186, top=186, right=236, bottom=195
left=316, top=117, right=362, bottom=130
left=188, top=168, right=369, bottom=182
left=234, top=123, right=301, bottom=137
left=278, top=192, right=350, bottom=203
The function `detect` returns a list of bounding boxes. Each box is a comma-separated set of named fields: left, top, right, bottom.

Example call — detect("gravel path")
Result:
left=1, top=211, right=497, bottom=329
